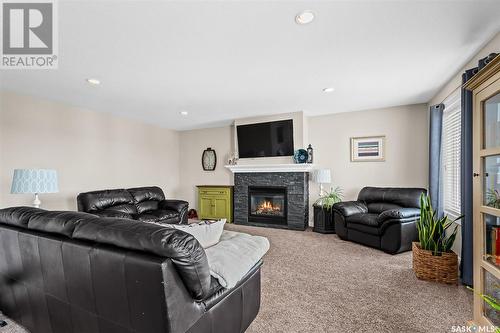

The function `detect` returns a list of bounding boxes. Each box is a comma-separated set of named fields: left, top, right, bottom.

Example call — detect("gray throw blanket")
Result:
left=204, top=230, right=270, bottom=288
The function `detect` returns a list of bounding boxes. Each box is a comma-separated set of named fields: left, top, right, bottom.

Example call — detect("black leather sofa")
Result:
left=0, top=207, right=262, bottom=333
left=77, top=186, right=188, bottom=224
left=333, top=187, right=426, bottom=254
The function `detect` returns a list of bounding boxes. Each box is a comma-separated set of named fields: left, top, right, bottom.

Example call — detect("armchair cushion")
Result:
left=377, top=208, right=421, bottom=222
left=332, top=201, right=368, bottom=217
left=346, top=213, right=379, bottom=227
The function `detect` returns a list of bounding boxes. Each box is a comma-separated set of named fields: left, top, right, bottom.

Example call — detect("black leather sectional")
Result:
left=0, top=207, right=262, bottom=333
left=77, top=186, right=189, bottom=224
left=333, top=187, right=426, bottom=254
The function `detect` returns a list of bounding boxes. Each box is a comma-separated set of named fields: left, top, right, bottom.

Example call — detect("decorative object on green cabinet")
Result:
left=197, top=185, right=233, bottom=222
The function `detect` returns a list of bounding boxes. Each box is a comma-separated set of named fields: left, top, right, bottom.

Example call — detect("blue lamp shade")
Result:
left=11, top=169, right=59, bottom=194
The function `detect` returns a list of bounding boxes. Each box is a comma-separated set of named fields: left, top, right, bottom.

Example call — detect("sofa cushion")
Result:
left=77, top=189, right=137, bottom=213
left=104, top=204, right=137, bottom=215
left=136, top=209, right=179, bottom=223
left=28, top=210, right=97, bottom=237
left=0, top=206, right=46, bottom=227
left=129, top=186, right=165, bottom=213
left=94, top=210, right=134, bottom=219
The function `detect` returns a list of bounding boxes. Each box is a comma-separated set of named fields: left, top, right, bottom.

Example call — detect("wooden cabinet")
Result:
left=197, top=185, right=233, bottom=222
left=466, top=55, right=500, bottom=328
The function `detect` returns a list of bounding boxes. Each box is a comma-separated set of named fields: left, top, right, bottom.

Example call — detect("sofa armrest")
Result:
left=332, top=201, right=368, bottom=217
left=378, top=208, right=420, bottom=222
left=159, top=200, right=189, bottom=224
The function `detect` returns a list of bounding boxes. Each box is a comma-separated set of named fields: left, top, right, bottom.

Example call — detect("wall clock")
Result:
left=202, top=148, right=217, bottom=171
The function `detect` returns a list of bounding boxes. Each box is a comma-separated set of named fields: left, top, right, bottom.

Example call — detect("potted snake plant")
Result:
left=412, top=193, right=463, bottom=284
left=313, top=187, right=343, bottom=234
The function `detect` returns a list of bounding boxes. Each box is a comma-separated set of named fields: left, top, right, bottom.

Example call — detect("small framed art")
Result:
left=350, top=136, right=386, bottom=162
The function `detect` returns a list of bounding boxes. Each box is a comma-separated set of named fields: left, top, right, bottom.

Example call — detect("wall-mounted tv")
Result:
left=237, top=119, right=294, bottom=158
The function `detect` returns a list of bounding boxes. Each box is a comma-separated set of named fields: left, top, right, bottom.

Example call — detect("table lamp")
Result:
left=311, top=169, right=331, bottom=196
left=11, top=169, right=59, bottom=208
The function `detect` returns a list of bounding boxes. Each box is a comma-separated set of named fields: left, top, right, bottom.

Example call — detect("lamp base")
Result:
left=33, top=193, right=41, bottom=208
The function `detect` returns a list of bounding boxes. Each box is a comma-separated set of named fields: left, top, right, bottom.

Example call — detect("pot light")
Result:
left=323, top=87, right=335, bottom=93
left=180, top=111, right=189, bottom=116
left=86, top=78, right=100, bottom=85
left=295, top=10, right=315, bottom=25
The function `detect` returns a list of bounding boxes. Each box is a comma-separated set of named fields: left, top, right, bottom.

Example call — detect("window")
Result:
left=441, top=89, right=462, bottom=218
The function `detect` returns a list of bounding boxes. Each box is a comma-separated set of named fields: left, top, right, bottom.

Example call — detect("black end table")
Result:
left=313, top=204, right=336, bottom=234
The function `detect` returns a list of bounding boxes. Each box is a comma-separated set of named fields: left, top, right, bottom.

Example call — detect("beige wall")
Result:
left=308, top=104, right=429, bottom=222
left=0, top=91, right=180, bottom=210
left=178, top=126, right=234, bottom=206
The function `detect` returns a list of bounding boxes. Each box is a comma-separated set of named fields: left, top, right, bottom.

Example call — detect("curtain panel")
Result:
left=429, top=103, right=444, bottom=217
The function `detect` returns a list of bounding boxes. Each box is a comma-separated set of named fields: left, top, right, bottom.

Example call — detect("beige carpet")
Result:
left=225, top=224, right=473, bottom=333
left=0, top=314, right=27, bottom=333
left=1, top=225, right=472, bottom=333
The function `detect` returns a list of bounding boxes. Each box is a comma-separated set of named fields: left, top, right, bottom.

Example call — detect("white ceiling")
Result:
left=1, top=0, right=500, bottom=130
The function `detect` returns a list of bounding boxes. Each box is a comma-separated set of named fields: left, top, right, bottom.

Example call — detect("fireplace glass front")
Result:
left=248, top=186, right=287, bottom=225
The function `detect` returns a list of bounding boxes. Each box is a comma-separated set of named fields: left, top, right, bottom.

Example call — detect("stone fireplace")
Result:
left=227, top=164, right=312, bottom=230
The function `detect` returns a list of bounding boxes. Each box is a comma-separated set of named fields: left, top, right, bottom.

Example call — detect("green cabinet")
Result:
left=197, top=185, right=233, bottom=222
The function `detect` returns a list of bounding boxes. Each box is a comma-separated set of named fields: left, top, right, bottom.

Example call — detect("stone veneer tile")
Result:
left=233, top=172, right=309, bottom=230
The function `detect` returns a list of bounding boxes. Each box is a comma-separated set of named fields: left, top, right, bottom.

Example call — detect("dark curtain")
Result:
left=460, top=53, right=497, bottom=286
left=429, top=103, right=444, bottom=216
left=460, top=68, right=476, bottom=287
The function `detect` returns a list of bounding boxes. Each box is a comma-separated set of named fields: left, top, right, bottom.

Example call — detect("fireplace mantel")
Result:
left=225, top=164, right=314, bottom=173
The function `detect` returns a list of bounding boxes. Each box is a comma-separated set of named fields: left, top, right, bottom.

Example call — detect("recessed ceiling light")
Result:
left=180, top=111, right=189, bottom=116
left=323, top=87, right=335, bottom=93
left=86, top=78, right=100, bottom=85
left=295, top=10, right=315, bottom=25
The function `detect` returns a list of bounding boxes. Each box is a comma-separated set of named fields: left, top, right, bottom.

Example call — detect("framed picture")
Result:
left=350, top=136, right=386, bottom=162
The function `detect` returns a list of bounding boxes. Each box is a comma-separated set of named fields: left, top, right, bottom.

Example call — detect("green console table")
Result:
left=197, top=185, right=233, bottom=222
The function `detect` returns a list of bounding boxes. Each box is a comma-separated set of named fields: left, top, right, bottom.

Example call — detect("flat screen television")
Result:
left=237, top=119, right=294, bottom=158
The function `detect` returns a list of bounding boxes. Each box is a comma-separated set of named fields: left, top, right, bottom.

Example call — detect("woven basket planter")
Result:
left=412, top=242, right=458, bottom=285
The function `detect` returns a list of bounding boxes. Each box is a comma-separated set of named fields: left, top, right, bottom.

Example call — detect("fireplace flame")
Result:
left=257, top=200, right=281, bottom=214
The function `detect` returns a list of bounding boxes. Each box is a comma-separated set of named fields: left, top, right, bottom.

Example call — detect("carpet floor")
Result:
left=225, top=224, right=473, bottom=333
left=1, top=225, right=472, bottom=333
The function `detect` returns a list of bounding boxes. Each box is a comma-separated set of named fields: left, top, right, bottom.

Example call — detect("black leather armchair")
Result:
left=333, top=187, right=426, bottom=254
left=77, top=186, right=189, bottom=224
left=0, top=207, right=262, bottom=333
